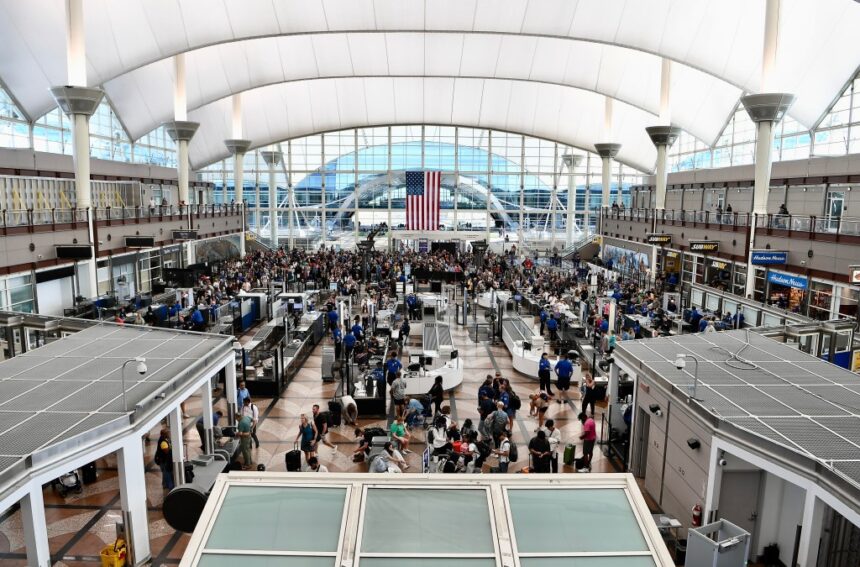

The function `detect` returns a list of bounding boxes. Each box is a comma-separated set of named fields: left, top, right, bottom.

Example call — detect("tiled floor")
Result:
left=0, top=309, right=621, bottom=566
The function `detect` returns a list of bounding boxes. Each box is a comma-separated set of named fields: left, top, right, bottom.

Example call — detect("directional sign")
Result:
left=647, top=234, right=672, bottom=245
left=851, top=265, right=860, bottom=285
left=172, top=230, right=198, bottom=241
left=689, top=240, right=719, bottom=253
left=751, top=250, right=788, bottom=265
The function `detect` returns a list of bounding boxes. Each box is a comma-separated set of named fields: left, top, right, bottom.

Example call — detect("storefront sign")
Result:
left=689, top=240, right=719, bottom=253
left=767, top=271, right=808, bottom=290
left=711, top=261, right=728, bottom=270
left=647, top=234, right=672, bottom=245
left=850, top=265, right=860, bottom=285
left=172, top=230, right=198, bottom=240
left=751, top=250, right=788, bottom=265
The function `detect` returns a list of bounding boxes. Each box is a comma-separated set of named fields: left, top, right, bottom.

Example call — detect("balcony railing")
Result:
left=600, top=208, right=860, bottom=237
left=756, top=214, right=860, bottom=236
left=1, top=208, right=89, bottom=228
left=97, top=203, right=245, bottom=221
left=0, top=204, right=245, bottom=229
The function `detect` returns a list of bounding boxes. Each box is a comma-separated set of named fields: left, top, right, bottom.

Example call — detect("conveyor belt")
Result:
left=503, top=318, right=534, bottom=343
left=422, top=323, right=453, bottom=354
left=423, top=324, right=438, bottom=353
left=437, top=324, right=452, bottom=350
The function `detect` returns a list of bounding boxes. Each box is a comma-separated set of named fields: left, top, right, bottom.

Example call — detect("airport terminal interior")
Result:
left=1, top=1, right=860, bottom=566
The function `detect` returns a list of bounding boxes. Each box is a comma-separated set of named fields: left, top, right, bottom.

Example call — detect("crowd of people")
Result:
left=149, top=237, right=742, bottom=484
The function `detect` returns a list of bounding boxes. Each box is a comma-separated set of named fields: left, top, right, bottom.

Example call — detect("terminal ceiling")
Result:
left=1, top=0, right=858, bottom=172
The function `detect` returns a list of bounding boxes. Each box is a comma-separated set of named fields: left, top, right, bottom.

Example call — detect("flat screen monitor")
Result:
left=329, top=283, right=338, bottom=291
left=292, top=302, right=303, bottom=312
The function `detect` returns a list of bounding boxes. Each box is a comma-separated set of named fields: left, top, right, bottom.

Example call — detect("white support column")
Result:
left=286, top=142, right=296, bottom=249
left=117, top=439, right=151, bottom=565
left=200, top=381, right=215, bottom=454
left=50, top=0, right=102, bottom=300
left=260, top=151, right=283, bottom=250
left=225, top=359, right=238, bottom=423
left=20, top=487, right=50, bottom=567
left=164, top=54, right=200, bottom=255
left=224, top=139, right=250, bottom=257
left=796, top=490, right=826, bottom=567
left=742, top=0, right=794, bottom=298
left=562, top=154, right=583, bottom=246
left=168, top=406, right=185, bottom=485
left=594, top=144, right=621, bottom=232
left=703, top=441, right=724, bottom=522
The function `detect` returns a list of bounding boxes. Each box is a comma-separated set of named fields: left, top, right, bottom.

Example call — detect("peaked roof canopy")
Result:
left=1, top=0, right=858, bottom=171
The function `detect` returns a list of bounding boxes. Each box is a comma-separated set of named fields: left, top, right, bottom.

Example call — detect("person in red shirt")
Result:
left=578, top=412, right=596, bottom=473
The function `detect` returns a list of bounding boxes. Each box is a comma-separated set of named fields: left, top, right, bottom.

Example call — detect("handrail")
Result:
left=0, top=204, right=246, bottom=228
left=600, top=208, right=860, bottom=235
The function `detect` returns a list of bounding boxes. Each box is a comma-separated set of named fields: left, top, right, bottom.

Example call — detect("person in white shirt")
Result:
left=307, top=456, right=328, bottom=472
left=240, top=397, right=260, bottom=448
left=541, top=419, right=562, bottom=473
left=429, top=415, right=452, bottom=455
left=493, top=430, right=511, bottom=473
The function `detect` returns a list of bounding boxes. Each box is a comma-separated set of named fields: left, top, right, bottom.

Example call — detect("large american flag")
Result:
left=405, top=171, right=441, bottom=230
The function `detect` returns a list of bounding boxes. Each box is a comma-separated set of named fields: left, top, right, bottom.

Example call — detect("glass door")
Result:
left=825, top=190, right=845, bottom=231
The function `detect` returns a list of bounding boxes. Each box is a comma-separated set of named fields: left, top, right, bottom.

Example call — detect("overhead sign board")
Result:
left=125, top=236, right=155, bottom=248
left=55, top=245, right=93, bottom=260
left=172, top=230, right=198, bottom=241
left=767, top=271, right=808, bottom=290
left=751, top=250, right=788, bottom=265
left=689, top=240, right=719, bottom=253
left=647, top=234, right=672, bottom=245
left=851, top=265, right=860, bottom=285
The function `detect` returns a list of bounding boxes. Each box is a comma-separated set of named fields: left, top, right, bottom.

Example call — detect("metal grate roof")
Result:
left=0, top=322, right=231, bottom=487
left=615, top=330, right=860, bottom=494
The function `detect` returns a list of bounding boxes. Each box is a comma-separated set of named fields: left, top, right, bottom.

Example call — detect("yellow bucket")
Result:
left=100, top=539, right=127, bottom=567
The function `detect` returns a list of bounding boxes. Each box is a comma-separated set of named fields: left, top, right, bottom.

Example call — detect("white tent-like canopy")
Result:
left=1, top=0, right=858, bottom=171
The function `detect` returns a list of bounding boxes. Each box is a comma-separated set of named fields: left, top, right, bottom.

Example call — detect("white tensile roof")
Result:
left=1, top=0, right=858, bottom=171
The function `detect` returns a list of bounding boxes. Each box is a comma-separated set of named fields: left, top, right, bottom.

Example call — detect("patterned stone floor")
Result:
left=0, top=310, right=619, bottom=566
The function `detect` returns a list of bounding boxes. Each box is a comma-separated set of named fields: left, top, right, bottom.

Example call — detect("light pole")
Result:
left=121, top=357, right=147, bottom=412
left=674, top=353, right=700, bottom=400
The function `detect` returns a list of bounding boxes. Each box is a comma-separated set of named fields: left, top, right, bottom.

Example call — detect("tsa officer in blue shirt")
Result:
left=328, top=306, right=339, bottom=333
left=554, top=352, right=574, bottom=402
left=332, top=323, right=343, bottom=360
left=538, top=352, right=554, bottom=397
left=546, top=315, right=559, bottom=342
left=351, top=316, right=364, bottom=341
left=385, top=351, right=402, bottom=385
left=343, top=330, right=357, bottom=360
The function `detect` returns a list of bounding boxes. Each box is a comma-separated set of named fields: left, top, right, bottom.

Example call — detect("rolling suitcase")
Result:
left=81, top=461, right=97, bottom=484
left=563, top=444, right=576, bottom=466
left=328, top=400, right=342, bottom=427
left=285, top=445, right=302, bottom=472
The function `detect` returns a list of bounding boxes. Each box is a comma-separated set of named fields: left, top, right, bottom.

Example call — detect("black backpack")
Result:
left=508, top=391, right=522, bottom=411
left=364, top=426, right=387, bottom=439
left=508, top=441, right=519, bottom=462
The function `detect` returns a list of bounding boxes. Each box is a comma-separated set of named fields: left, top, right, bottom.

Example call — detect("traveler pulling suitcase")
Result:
left=563, top=444, right=576, bottom=466
left=285, top=444, right=302, bottom=471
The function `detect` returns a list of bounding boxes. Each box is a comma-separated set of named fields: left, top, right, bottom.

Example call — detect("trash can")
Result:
left=100, top=539, right=127, bottom=567
left=674, top=538, right=687, bottom=565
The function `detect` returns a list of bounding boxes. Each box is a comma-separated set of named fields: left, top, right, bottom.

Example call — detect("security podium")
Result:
left=686, top=519, right=750, bottom=567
